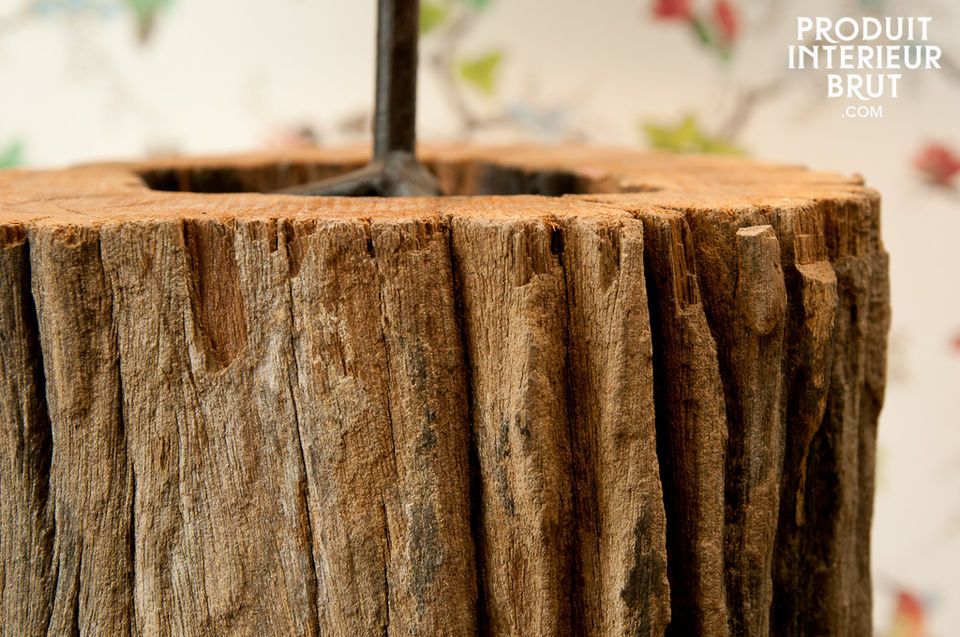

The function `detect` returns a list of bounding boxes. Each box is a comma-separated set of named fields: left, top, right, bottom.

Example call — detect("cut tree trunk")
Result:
left=0, top=146, right=889, bottom=636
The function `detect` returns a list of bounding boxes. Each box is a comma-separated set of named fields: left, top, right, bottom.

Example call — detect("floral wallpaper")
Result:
left=1, top=0, right=958, bottom=634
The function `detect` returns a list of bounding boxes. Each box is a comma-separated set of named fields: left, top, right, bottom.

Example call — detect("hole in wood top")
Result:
left=137, top=159, right=661, bottom=197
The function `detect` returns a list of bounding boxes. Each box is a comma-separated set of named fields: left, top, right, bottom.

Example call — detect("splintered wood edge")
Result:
left=0, top=145, right=876, bottom=234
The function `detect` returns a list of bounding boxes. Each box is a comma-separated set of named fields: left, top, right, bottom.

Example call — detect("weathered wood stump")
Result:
left=0, top=146, right=889, bottom=636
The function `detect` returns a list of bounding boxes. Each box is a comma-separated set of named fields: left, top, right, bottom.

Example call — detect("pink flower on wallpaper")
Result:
left=652, top=0, right=692, bottom=20
left=713, top=0, right=738, bottom=41
left=914, top=143, right=960, bottom=187
left=261, top=125, right=320, bottom=150
left=951, top=330, right=960, bottom=354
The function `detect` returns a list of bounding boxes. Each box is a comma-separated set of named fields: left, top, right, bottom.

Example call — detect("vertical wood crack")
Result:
left=281, top=221, right=321, bottom=637
left=445, top=217, right=488, bottom=634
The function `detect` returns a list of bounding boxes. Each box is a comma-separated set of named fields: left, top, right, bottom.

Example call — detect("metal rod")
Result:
left=373, top=0, right=418, bottom=159
left=274, top=0, right=440, bottom=196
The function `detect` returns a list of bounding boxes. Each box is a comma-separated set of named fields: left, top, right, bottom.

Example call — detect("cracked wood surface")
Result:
left=0, top=146, right=888, bottom=636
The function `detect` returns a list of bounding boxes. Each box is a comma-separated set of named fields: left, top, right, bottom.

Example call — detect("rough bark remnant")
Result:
left=0, top=146, right=889, bottom=636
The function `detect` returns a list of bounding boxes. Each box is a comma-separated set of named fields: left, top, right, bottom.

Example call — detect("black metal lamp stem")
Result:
left=374, top=0, right=418, bottom=159
left=276, top=0, right=440, bottom=197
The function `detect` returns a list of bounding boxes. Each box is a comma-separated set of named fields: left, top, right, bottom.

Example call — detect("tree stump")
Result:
left=0, top=146, right=889, bottom=636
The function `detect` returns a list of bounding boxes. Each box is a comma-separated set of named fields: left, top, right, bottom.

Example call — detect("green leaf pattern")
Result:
left=457, top=50, right=503, bottom=96
left=642, top=116, right=742, bottom=154
left=420, top=1, right=450, bottom=35
left=0, top=141, right=23, bottom=170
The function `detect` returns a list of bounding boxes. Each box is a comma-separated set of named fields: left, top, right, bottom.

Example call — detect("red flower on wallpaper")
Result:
left=713, top=0, right=738, bottom=41
left=886, top=590, right=926, bottom=637
left=650, top=0, right=739, bottom=56
left=914, top=143, right=960, bottom=187
left=951, top=331, right=960, bottom=354
left=652, top=0, right=692, bottom=20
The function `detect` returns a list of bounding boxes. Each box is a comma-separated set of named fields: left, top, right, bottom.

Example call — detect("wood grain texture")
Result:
left=0, top=226, right=53, bottom=637
left=560, top=214, right=669, bottom=636
left=681, top=214, right=788, bottom=637
left=31, top=225, right=133, bottom=635
left=452, top=213, right=575, bottom=635
left=639, top=211, right=728, bottom=637
left=0, top=146, right=889, bottom=636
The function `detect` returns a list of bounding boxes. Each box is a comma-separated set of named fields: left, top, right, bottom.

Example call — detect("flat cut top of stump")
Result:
left=0, top=145, right=875, bottom=233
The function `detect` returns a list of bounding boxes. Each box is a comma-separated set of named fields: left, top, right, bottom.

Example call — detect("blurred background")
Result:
left=1, top=0, right=957, bottom=634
